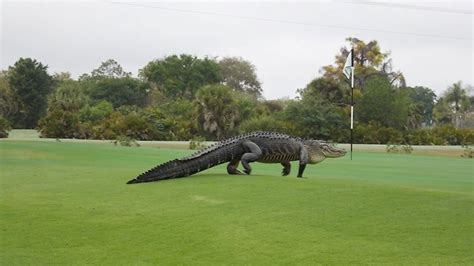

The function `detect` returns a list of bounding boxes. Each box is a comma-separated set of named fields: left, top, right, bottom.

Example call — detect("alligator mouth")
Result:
left=323, top=145, right=347, bottom=158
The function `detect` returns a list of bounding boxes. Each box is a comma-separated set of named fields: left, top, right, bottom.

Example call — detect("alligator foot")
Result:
left=229, top=169, right=244, bottom=175
left=227, top=160, right=243, bottom=175
left=281, top=162, right=291, bottom=176
left=243, top=169, right=252, bottom=175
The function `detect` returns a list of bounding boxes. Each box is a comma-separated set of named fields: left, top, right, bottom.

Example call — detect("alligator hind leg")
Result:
left=241, top=141, right=262, bottom=175
left=227, top=159, right=243, bottom=175
left=281, top=161, right=291, bottom=176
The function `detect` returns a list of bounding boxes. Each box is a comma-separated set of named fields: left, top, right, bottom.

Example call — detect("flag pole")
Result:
left=343, top=47, right=355, bottom=160
left=350, top=47, right=354, bottom=160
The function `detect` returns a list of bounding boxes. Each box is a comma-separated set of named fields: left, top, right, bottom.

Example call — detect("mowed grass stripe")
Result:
left=0, top=141, right=473, bottom=264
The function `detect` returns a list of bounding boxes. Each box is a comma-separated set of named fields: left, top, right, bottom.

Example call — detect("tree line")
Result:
left=0, top=37, right=473, bottom=145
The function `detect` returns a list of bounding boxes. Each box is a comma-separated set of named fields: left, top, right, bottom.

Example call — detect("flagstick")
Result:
left=350, top=48, right=354, bottom=160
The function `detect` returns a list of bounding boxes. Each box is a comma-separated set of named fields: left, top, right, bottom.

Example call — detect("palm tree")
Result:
left=445, top=82, right=469, bottom=127
left=445, top=82, right=466, bottom=112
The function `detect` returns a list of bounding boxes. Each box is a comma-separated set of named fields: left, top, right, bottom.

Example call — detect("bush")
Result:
left=353, top=123, right=472, bottom=146
left=461, top=146, right=473, bottom=158
left=407, top=128, right=432, bottom=145
left=355, top=122, right=403, bottom=144
left=37, top=81, right=90, bottom=139
left=239, top=115, right=289, bottom=134
left=92, top=107, right=171, bottom=141
left=386, top=144, right=413, bottom=154
left=79, top=101, right=114, bottom=123
left=431, top=125, right=459, bottom=145
left=38, top=102, right=175, bottom=141
left=189, top=136, right=207, bottom=150
left=160, top=99, right=196, bottom=140
left=37, top=107, right=87, bottom=139
left=112, top=135, right=140, bottom=147
left=0, top=116, right=11, bottom=138
left=426, top=125, right=473, bottom=145
left=457, top=128, right=474, bottom=145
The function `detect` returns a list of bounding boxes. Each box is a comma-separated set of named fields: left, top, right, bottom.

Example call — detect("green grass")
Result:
left=1, top=140, right=473, bottom=265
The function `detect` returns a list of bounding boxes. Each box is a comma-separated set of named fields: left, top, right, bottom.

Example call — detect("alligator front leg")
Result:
left=240, top=141, right=263, bottom=175
left=298, top=146, right=309, bottom=178
left=227, top=158, right=243, bottom=175
left=281, top=161, right=291, bottom=176
left=297, top=164, right=307, bottom=178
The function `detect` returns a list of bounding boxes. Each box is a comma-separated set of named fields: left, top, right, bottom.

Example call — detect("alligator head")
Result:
left=304, top=140, right=347, bottom=164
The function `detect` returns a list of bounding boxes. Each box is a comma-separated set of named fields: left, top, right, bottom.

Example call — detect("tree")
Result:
left=52, top=72, right=74, bottom=83
left=445, top=81, right=469, bottom=114
left=91, top=59, right=131, bottom=78
left=78, top=60, right=147, bottom=108
left=437, top=82, right=472, bottom=128
left=298, top=77, right=347, bottom=105
left=140, top=54, right=221, bottom=100
left=322, top=37, right=405, bottom=90
left=357, top=76, right=410, bottom=130
left=194, top=84, right=252, bottom=139
left=433, top=97, right=453, bottom=125
left=283, top=81, right=346, bottom=140
left=283, top=97, right=344, bottom=140
left=37, top=80, right=90, bottom=138
left=218, top=57, right=262, bottom=97
left=0, top=70, right=19, bottom=123
left=48, top=80, right=90, bottom=111
left=8, top=58, right=53, bottom=128
left=406, top=86, right=437, bottom=127
left=86, top=77, right=148, bottom=108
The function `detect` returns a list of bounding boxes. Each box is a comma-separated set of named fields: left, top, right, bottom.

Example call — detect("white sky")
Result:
left=1, top=0, right=473, bottom=99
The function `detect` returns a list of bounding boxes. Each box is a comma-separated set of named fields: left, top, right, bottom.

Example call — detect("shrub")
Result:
left=407, top=128, right=432, bottom=145
left=189, top=136, right=207, bottom=150
left=431, top=125, right=459, bottom=145
left=355, top=122, right=403, bottom=144
left=461, top=146, right=473, bottom=158
left=112, top=135, right=140, bottom=147
left=160, top=99, right=196, bottom=141
left=79, top=101, right=114, bottom=123
left=386, top=144, right=413, bottom=154
left=0, top=116, right=11, bottom=138
left=239, top=115, right=288, bottom=134
left=92, top=107, right=171, bottom=141
left=37, top=107, right=87, bottom=139
left=457, top=129, right=474, bottom=146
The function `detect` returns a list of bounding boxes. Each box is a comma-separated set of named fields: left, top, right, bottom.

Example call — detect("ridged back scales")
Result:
left=179, top=131, right=295, bottom=161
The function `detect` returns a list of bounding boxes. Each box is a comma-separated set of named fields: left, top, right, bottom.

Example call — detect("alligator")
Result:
left=127, top=131, right=346, bottom=184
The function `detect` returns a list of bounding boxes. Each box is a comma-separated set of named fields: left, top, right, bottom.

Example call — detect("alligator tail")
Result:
left=126, top=148, right=234, bottom=184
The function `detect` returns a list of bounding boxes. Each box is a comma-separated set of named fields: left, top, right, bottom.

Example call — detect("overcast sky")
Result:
left=1, top=1, right=472, bottom=99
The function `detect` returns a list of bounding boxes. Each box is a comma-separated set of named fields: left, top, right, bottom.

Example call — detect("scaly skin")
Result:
left=127, top=131, right=346, bottom=184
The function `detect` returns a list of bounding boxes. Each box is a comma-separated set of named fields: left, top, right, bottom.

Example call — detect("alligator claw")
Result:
left=234, top=170, right=244, bottom=175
